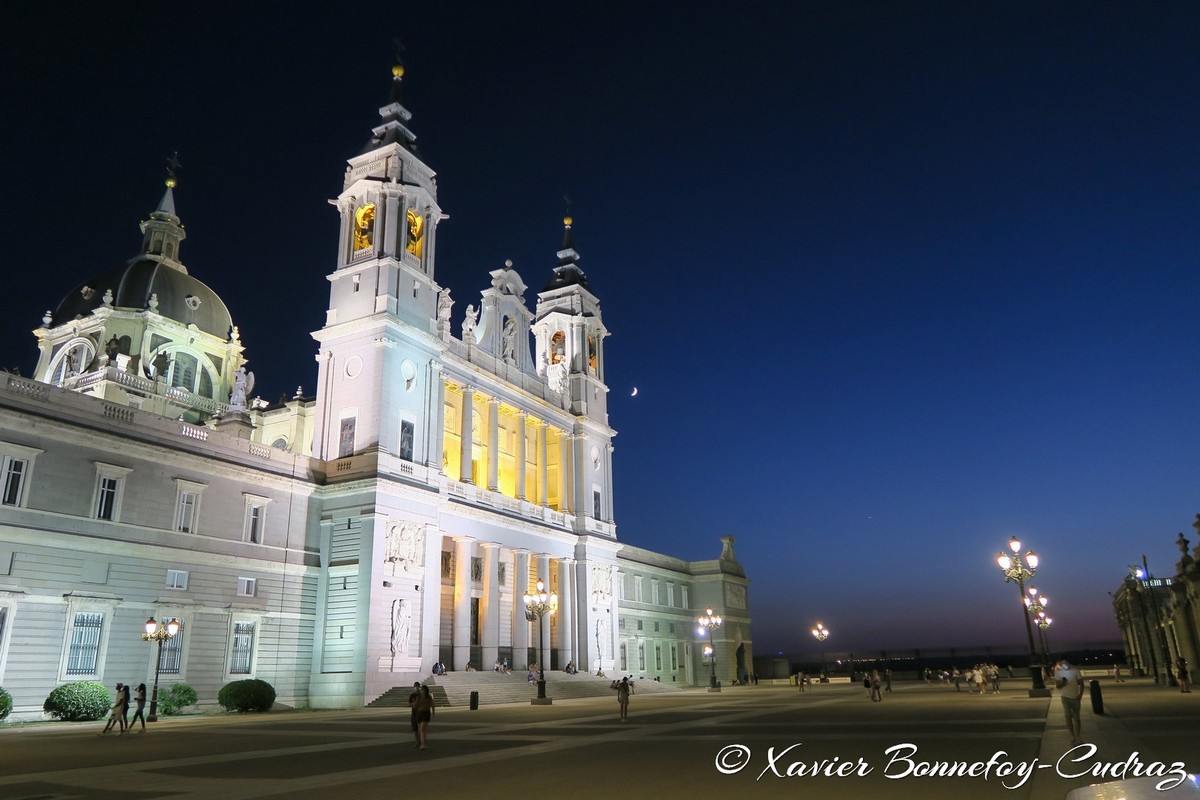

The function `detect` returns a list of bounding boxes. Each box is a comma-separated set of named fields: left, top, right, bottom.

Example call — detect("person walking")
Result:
left=883, top=668, right=893, bottom=693
left=1054, top=657, right=1086, bottom=745
left=616, top=676, right=631, bottom=720
left=1112, top=664, right=1124, bottom=683
left=1176, top=657, right=1191, bottom=693
left=101, top=683, right=125, bottom=734
left=413, top=685, right=434, bottom=749
left=406, top=682, right=422, bottom=748
left=120, top=683, right=131, bottom=731
left=870, top=670, right=883, bottom=702
left=128, top=683, right=147, bottom=732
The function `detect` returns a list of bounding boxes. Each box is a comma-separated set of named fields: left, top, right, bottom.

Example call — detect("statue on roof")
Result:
left=229, top=366, right=255, bottom=410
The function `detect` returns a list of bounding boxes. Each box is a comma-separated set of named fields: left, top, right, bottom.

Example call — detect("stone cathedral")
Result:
left=0, top=66, right=752, bottom=717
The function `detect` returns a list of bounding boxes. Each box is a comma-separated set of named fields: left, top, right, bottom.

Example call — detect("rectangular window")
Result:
left=2, top=457, right=26, bottom=507
left=96, top=476, right=119, bottom=520
left=338, top=416, right=356, bottom=459
left=593, top=489, right=602, bottom=519
left=636, top=620, right=643, bottom=631
left=160, top=621, right=184, bottom=675
left=176, top=491, right=198, bottom=532
left=166, top=569, right=188, bottom=590
left=655, top=645, right=662, bottom=670
left=682, top=586, right=689, bottom=609
left=668, top=583, right=675, bottom=608
left=399, top=419, right=415, bottom=462
left=634, top=577, right=643, bottom=603
left=618, top=618, right=625, bottom=630
left=66, top=612, right=103, bottom=675
left=243, top=495, right=270, bottom=544
left=654, top=621, right=660, bottom=632
left=638, top=644, right=646, bottom=671
left=237, top=577, right=257, bottom=597
left=620, top=643, right=627, bottom=671
left=230, top=621, right=254, bottom=674
left=652, top=581, right=660, bottom=605
left=671, top=644, right=678, bottom=671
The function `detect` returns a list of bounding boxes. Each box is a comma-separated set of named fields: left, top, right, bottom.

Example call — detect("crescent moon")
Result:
left=631, top=387, right=638, bottom=397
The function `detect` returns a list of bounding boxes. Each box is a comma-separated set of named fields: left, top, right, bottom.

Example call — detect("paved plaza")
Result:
left=0, top=677, right=1195, bottom=800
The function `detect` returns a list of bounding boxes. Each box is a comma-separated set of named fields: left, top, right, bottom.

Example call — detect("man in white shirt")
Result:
left=1054, top=658, right=1086, bottom=745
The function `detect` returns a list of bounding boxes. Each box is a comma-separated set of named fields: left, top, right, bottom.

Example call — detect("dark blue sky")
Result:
left=3, top=2, right=1199, bottom=656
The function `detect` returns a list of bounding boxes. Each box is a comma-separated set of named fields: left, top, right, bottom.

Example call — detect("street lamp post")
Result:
left=811, top=622, right=829, bottom=677
left=1035, top=613, right=1053, bottom=661
left=996, top=536, right=1048, bottom=695
left=1023, top=587, right=1050, bottom=663
left=141, top=617, right=180, bottom=722
left=523, top=580, right=557, bottom=703
left=697, top=608, right=723, bottom=690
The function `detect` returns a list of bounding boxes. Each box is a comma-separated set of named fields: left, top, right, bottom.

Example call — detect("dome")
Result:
left=52, top=258, right=234, bottom=338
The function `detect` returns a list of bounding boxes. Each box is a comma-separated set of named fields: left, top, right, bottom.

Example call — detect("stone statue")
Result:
left=437, top=289, right=453, bottom=324
left=461, top=304, right=478, bottom=342
left=391, top=598, right=412, bottom=656
left=230, top=367, right=254, bottom=410
left=502, top=318, right=517, bottom=364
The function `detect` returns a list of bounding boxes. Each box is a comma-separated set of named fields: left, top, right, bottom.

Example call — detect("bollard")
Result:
left=1088, top=679, right=1103, bottom=715
left=469, top=690, right=479, bottom=710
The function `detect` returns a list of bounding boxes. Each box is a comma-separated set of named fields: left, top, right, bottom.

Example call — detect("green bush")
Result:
left=43, top=681, right=111, bottom=721
left=158, top=683, right=198, bottom=716
left=218, top=678, right=276, bottom=712
left=0, top=686, right=12, bottom=721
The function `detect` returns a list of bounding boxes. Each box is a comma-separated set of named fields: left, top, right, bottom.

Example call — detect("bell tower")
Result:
left=311, top=64, right=448, bottom=465
left=533, top=217, right=615, bottom=529
left=533, top=217, right=609, bottom=423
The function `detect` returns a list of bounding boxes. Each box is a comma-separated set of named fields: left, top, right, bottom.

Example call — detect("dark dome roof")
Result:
left=52, top=258, right=234, bottom=338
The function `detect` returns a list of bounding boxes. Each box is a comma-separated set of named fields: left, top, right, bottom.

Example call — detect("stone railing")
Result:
left=5, top=374, right=50, bottom=402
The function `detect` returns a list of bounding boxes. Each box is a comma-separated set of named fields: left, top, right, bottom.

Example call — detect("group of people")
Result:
left=949, top=664, right=1003, bottom=694
left=101, top=682, right=147, bottom=734
left=862, top=669, right=892, bottom=701
left=492, top=658, right=510, bottom=674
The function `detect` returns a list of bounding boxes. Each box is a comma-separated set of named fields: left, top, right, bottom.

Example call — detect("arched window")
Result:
left=50, top=339, right=96, bottom=385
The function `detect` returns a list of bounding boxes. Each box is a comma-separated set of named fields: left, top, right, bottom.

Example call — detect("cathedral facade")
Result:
left=0, top=68, right=752, bottom=718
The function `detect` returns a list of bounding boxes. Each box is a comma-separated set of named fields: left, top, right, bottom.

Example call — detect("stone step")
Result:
left=367, top=671, right=685, bottom=708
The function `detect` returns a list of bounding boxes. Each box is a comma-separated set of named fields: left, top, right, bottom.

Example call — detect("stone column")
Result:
left=559, top=433, right=571, bottom=514
left=556, top=557, right=574, bottom=671
left=487, top=397, right=500, bottom=491
left=515, top=411, right=528, bottom=500
left=538, top=422, right=549, bottom=507
left=514, top=550, right=531, bottom=668
left=480, top=542, right=500, bottom=670
left=459, top=387, right=474, bottom=483
left=452, top=536, right=474, bottom=670
left=573, top=433, right=587, bottom=521
left=428, top=364, right=444, bottom=470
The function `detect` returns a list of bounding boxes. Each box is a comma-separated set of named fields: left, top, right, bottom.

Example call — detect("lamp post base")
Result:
left=707, top=686, right=722, bottom=692
left=530, top=697, right=554, bottom=705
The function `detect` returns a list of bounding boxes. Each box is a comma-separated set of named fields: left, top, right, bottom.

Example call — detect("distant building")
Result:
left=1111, top=534, right=1198, bottom=685
left=0, top=67, right=752, bottom=719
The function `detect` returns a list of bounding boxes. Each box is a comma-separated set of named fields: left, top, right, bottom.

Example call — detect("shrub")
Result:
left=158, top=683, right=198, bottom=716
left=0, top=687, right=12, bottom=721
left=43, top=681, right=111, bottom=721
left=218, top=678, right=276, bottom=713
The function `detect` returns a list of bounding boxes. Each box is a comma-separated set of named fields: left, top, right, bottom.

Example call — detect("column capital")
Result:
left=452, top=535, right=476, bottom=545
left=487, top=396, right=500, bottom=407
left=479, top=541, right=501, bottom=551
left=462, top=385, right=476, bottom=396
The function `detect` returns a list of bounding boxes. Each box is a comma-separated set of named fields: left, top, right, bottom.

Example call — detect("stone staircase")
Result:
left=368, top=670, right=685, bottom=708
